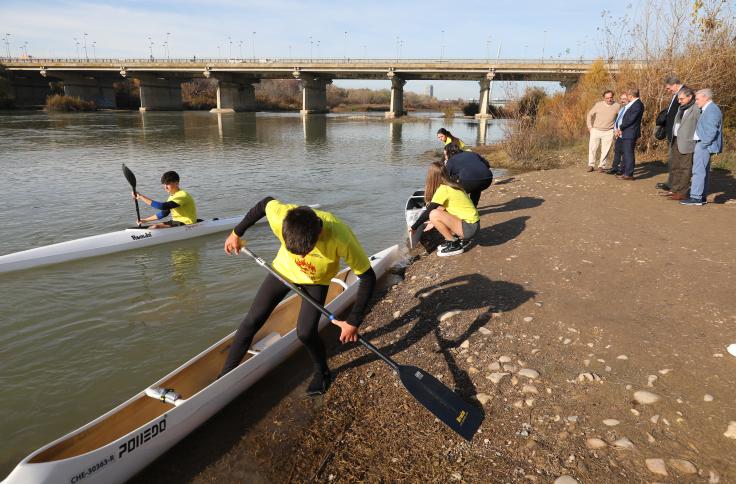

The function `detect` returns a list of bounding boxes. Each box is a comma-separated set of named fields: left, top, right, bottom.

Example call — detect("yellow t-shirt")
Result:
left=431, top=184, right=480, bottom=224
left=444, top=137, right=468, bottom=151
left=167, top=190, right=197, bottom=225
left=266, top=200, right=371, bottom=285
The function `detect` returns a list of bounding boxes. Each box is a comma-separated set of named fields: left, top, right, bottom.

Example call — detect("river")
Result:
left=0, top=110, right=505, bottom=477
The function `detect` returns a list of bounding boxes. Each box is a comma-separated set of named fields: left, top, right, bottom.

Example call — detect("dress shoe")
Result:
left=618, top=175, right=634, bottom=180
left=586, top=166, right=594, bottom=172
left=668, top=193, right=687, bottom=200
left=607, top=169, right=621, bottom=175
left=656, top=182, right=670, bottom=190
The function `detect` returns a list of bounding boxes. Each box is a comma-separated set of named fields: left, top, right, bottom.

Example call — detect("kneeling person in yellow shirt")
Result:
left=219, top=198, right=376, bottom=396
left=409, top=161, right=480, bottom=257
left=133, top=171, right=197, bottom=228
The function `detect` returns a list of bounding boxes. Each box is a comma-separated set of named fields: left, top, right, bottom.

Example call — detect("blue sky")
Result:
left=0, top=0, right=643, bottom=98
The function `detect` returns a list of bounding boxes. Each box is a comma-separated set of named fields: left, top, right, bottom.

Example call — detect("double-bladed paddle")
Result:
left=240, top=247, right=483, bottom=441
left=122, top=164, right=142, bottom=227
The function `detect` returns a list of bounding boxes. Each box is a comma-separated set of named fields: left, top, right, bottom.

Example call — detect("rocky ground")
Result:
left=135, top=160, right=736, bottom=483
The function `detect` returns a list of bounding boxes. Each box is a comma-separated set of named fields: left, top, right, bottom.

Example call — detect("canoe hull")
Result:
left=0, top=217, right=240, bottom=274
left=3, top=245, right=401, bottom=484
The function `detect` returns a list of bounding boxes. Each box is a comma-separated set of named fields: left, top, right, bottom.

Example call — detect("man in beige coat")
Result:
left=586, top=90, right=621, bottom=172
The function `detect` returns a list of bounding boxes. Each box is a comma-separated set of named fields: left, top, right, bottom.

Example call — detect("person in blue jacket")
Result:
left=443, top=143, right=493, bottom=206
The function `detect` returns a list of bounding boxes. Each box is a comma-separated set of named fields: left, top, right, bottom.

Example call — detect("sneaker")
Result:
left=436, top=237, right=458, bottom=252
left=655, top=182, right=670, bottom=190
left=306, top=369, right=332, bottom=396
left=680, top=197, right=705, bottom=206
left=437, top=239, right=465, bottom=257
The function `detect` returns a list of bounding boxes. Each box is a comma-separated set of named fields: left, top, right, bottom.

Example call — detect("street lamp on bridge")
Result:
left=440, top=30, right=445, bottom=61
left=3, top=33, right=10, bottom=59
left=92, top=41, right=96, bottom=58
left=83, top=33, right=88, bottom=60
left=74, top=37, right=79, bottom=59
left=166, top=32, right=171, bottom=59
left=251, top=31, right=256, bottom=61
left=148, top=36, right=154, bottom=60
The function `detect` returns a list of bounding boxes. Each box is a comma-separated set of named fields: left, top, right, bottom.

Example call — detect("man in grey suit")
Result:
left=667, top=87, right=700, bottom=201
left=681, top=89, right=723, bottom=206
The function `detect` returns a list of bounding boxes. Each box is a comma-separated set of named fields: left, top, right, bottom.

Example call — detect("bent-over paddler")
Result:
left=219, top=197, right=376, bottom=395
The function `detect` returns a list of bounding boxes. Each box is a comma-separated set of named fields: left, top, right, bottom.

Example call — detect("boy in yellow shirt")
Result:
left=133, top=171, right=197, bottom=228
left=219, top=197, right=376, bottom=396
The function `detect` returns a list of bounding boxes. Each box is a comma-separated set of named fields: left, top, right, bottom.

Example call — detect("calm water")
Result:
left=0, top=110, right=505, bottom=476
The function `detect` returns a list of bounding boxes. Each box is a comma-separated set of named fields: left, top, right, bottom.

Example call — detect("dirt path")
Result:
left=135, top=161, right=736, bottom=483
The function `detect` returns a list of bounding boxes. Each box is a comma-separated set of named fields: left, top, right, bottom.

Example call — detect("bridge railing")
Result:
left=2, top=57, right=601, bottom=65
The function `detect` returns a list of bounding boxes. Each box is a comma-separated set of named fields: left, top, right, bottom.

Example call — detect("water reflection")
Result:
left=302, top=114, right=327, bottom=143
left=477, top=119, right=488, bottom=145
left=389, top=121, right=403, bottom=161
left=170, top=246, right=201, bottom=289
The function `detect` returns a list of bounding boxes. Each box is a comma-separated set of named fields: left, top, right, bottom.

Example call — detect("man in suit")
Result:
left=607, top=93, right=630, bottom=175
left=667, top=87, right=700, bottom=201
left=615, top=86, right=644, bottom=180
left=658, top=76, right=685, bottom=191
left=681, top=88, right=723, bottom=206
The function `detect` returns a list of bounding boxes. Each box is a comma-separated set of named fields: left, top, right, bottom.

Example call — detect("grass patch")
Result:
left=45, top=95, right=96, bottom=112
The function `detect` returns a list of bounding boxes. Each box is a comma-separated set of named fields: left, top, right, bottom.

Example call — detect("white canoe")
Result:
left=0, top=205, right=320, bottom=274
left=405, top=190, right=426, bottom=249
left=3, top=244, right=401, bottom=484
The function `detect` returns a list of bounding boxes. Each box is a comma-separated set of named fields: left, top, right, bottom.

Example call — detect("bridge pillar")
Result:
left=475, top=72, right=495, bottom=119
left=208, top=73, right=258, bottom=113
left=48, top=72, right=116, bottom=108
left=136, top=75, right=184, bottom=111
left=560, top=78, right=577, bottom=92
left=385, top=73, right=406, bottom=119
left=6, top=72, right=50, bottom=107
left=294, top=71, right=331, bottom=115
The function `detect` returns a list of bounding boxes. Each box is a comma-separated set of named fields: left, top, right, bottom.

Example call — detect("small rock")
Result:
left=630, top=409, right=640, bottom=416
left=439, top=310, right=462, bottom=322
left=616, top=354, right=628, bottom=360
left=499, top=355, right=512, bottom=363
left=566, top=416, right=578, bottom=423
left=633, top=390, right=661, bottom=405
left=704, top=394, right=714, bottom=402
left=513, top=399, right=524, bottom=408
left=474, top=393, right=493, bottom=405
left=650, top=415, right=660, bottom=424
left=586, top=438, right=606, bottom=449
left=488, top=372, right=510, bottom=384
left=522, top=384, right=538, bottom=394
left=563, top=338, right=571, bottom=345
left=523, top=316, right=534, bottom=322
left=478, top=327, right=492, bottom=335
left=489, top=362, right=501, bottom=371
left=709, top=470, right=721, bottom=483
left=518, top=368, right=540, bottom=379
left=468, top=367, right=479, bottom=375
left=510, top=375, right=519, bottom=386
left=645, top=458, right=668, bottom=476
left=613, top=437, right=634, bottom=449
left=503, top=364, right=518, bottom=373
left=647, top=375, right=658, bottom=387
left=658, top=368, right=673, bottom=375
left=525, top=398, right=535, bottom=407
left=724, top=421, right=736, bottom=439
left=602, top=419, right=620, bottom=426
left=553, top=476, right=579, bottom=484
left=450, top=472, right=462, bottom=481
left=392, top=310, right=401, bottom=318
left=605, top=366, right=612, bottom=372
left=646, top=432, right=656, bottom=443
left=460, top=340, right=470, bottom=349
left=669, top=459, right=697, bottom=474
left=583, top=359, right=590, bottom=367
left=466, top=356, right=475, bottom=363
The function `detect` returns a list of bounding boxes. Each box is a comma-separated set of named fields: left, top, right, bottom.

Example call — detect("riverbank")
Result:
left=134, top=160, right=736, bottom=482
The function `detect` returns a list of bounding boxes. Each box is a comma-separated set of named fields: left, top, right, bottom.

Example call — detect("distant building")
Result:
left=425, top=84, right=434, bottom=98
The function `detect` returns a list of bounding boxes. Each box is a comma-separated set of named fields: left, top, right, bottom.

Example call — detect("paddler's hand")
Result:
left=332, top=319, right=359, bottom=343
left=224, top=231, right=244, bottom=255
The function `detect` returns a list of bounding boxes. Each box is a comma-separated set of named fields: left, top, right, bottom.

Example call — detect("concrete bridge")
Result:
left=2, top=57, right=607, bottom=117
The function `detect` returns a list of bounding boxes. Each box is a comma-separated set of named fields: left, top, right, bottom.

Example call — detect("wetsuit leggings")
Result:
left=219, top=273, right=329, bottom=377
left=460, top=177, right=493, bottom=207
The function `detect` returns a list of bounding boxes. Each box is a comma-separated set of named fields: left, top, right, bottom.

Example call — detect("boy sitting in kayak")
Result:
left=133, top=171, right=197, bottom=228
left=409, top=161, right=480, bottom=257
left=218, top=197, right=376, bottom=396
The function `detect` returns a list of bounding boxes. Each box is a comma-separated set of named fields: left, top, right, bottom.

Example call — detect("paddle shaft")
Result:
left=241, top=247, right=399, bottom=372
left=122, top=164, right=142, bottom=227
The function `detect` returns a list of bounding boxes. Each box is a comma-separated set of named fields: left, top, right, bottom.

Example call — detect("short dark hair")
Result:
left=161, top=171, right=180, bottom=184
left=680, top=86, right=694, bottom=98
left=603, top=90, right=614, bottom=97
left=282, top=206, right=322, bottom=256
left=444, top=142, right=463, bottom=158
left=663, top=75, right=681, bottom=86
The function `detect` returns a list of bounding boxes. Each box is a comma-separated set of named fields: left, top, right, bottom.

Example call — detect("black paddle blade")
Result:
left=122, top=163, right=137, bottom=189
left=398, top=365, right=483, bottom=441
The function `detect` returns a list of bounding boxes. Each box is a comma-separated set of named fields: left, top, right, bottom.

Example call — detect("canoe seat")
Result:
left=247, top=332, right=282, bottom=355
